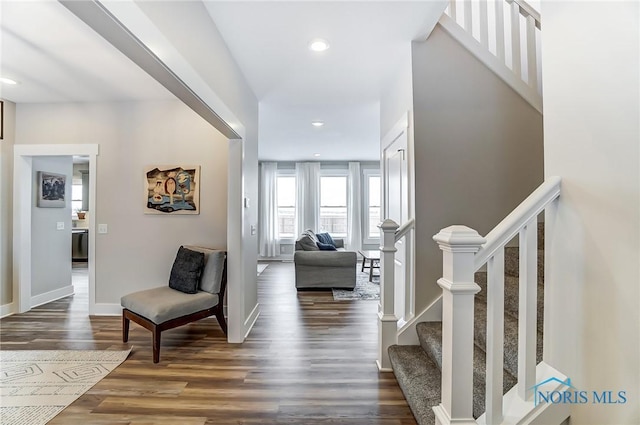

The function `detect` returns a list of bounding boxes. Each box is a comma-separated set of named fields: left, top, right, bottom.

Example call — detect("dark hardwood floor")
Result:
left=0, top=262, right=416, bottom=424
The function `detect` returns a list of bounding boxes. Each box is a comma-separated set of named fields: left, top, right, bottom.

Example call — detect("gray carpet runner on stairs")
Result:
left=389, top=224, right=545, bottom=425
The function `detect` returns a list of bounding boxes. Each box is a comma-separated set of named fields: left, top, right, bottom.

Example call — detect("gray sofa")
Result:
left=294, top=230, right=357, bottom=290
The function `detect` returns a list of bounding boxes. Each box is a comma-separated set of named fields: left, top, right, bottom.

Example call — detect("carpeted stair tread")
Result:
left=475, top=272, right=545, bottom=334
left=416, top=322, right=518, bottom=419
left=388, top=345, right=441, bottom=425
left=473, top=301, right=543, bottom=379
left=504, top=247, right=544, bottom=280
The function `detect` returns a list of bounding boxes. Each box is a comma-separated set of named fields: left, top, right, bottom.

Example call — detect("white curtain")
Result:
left=347, top=162, right=362, bottom=252
left=295, top=162, right=320, bottom=234
left=259, top=162, right=279, bottom=257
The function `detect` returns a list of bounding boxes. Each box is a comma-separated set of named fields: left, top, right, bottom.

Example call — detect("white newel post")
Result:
left=432, top=226, right=485, bottom=425
left=377, top=219, right=399, bottom=371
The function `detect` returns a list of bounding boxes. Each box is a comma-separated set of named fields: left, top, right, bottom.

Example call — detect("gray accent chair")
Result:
left=121, top=246, right=227, bottom=363
left=294, top=230, right=357, bottom=290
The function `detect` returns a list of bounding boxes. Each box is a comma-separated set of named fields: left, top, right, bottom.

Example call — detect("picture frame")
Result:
left=37, top=171, right=66, bottom=208
left=144, top=165, right=200, bottom=215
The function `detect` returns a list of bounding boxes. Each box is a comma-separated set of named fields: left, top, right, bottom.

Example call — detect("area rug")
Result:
left=333, top=271, right=380, bottom=301
left=257, top=263, right=269, bottom=276
left=0, top=349, right=131, bottom=425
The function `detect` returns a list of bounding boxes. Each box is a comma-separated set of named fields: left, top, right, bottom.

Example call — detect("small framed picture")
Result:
left=37, top=171, right=66, bottom=208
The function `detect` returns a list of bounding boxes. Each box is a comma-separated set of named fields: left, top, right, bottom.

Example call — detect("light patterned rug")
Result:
left=332, top=270, right=380, bottom=301
left=0, top=349, right=131, bottom=425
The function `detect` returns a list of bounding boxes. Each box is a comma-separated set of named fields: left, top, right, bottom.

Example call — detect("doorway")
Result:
left=13, top=144, right=98, bottom=314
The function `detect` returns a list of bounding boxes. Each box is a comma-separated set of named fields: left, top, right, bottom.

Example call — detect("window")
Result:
left=276, top=175, right=296, bottom=238
left=320, top=175, right=347, bottom=237
left=364, top=172, right=381, bottom=241
left=71, top=183, right=83, bottom=215
left=362, top=168, right=382, bottom=244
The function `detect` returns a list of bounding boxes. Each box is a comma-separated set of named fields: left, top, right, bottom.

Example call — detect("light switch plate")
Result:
left=56, top=222, right=64, bottom=230
left=98, top=224, right=108, bottom=234
left=250, top=224, right=257, bottom=235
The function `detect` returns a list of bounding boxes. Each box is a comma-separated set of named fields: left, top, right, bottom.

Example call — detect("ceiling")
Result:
left=0, top=1, right=173, bottom=103
left=1, top=0, right=447, bottom=161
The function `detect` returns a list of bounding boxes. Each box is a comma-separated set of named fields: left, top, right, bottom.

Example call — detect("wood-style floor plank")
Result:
left=0, top=262, right=417, bottom=424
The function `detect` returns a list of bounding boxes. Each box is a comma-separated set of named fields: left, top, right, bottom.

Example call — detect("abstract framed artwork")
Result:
left=145, top=165, right=200, bottom=215
left=37, top=171, right=66, bottom=208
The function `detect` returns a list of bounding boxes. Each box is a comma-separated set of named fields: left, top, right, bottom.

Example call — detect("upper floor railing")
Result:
left=444, top=0, right=542, bottom=98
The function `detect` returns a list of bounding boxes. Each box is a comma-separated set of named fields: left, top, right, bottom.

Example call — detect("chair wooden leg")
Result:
left=152, top=326, right=161, bottom=363
left=215, top=308, right=228, bottom=335
left=122, top=313, right=130, bottom=343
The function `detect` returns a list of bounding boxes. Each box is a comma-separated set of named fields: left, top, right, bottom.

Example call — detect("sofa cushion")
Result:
left=121, top=286, right=219, bottom=324
left=316, top=241, right=337, bottom=250
left=168, top=246, right=205, bottom=294
left=183, top=246, right=225, bottom=295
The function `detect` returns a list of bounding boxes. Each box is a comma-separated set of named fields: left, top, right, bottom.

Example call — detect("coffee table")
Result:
left=358, top=250, right=380, bottom=282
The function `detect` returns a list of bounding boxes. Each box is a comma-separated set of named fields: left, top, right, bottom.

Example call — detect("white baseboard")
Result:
left=398, top=295, right=443, bottom=345
left=1, top=302, right=15, bottom=318
left=91, top=303, right=121, bottom=316
left=31, top=285, right=74, bottom=308
left=243, top=302, right=260, bottom=340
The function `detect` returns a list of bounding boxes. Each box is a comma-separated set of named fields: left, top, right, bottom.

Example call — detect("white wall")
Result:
left=411, top=26, right=544, bottom=311
left=0, top=100, right=15, bottom=314
left=16, top=100, right=229, bottom=309
left=30, top=156, right=73, bottom=300
left=542, top=2, right=639, bottom=423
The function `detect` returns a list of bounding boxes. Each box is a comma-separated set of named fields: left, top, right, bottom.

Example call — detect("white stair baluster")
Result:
left=449, top=0, right=457, bottom=22
left=526, top=14, right=538, bottom=91
left=495, top=0, right=505, bottom=61
left=486, top=249, right=505, bottom=423
left=518, top=219, right=538, bottom=399
left=510, top=1, right=522, bottom=77
left=479, top=0, right=489, bottom=48
left=463, top=0, right=473, bottom=34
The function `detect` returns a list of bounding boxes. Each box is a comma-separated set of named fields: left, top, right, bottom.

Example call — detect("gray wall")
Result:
left=31, top=156, right=73, bottom=299
left=542, top=2, right=639, bottom=423
left=411, top=25, right=544, bottom=311
left=0, top=100, right=16, bottom=311
left=16, top=100, right=229, bottom=306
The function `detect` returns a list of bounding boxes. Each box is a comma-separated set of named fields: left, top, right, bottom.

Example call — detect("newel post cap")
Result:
left=433, top=225, right=486, bottom=251
left=379, top=219, right=400, bottom=232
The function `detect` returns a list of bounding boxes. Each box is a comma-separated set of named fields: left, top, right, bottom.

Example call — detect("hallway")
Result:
left=0, top=262, right=416, bottom=424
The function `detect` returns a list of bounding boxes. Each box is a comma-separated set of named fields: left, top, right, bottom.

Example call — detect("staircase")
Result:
left=388, top=224, right=544, bottom=424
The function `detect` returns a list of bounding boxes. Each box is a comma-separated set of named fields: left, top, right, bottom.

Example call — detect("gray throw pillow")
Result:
left=168, top=246, right=205, bottom=294
left=298, top=235, right=320, bottom=251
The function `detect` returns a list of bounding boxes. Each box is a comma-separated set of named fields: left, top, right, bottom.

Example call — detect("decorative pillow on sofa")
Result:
left=316, top=241, right=337, bottom=251
left=168, top=246, right=205, bottom=294
left=297, top=235, right=320, bottom=251
left=316, top=232, right=335, bottom=247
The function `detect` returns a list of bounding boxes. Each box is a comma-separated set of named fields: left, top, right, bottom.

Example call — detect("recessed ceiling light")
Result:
left=309, top=39, right=330, bottom=52
left=314, top=153, right=321, bottom=157
left=311, top=121, right=324, bottom=127
left=0, top=77, right=18, bottom=85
